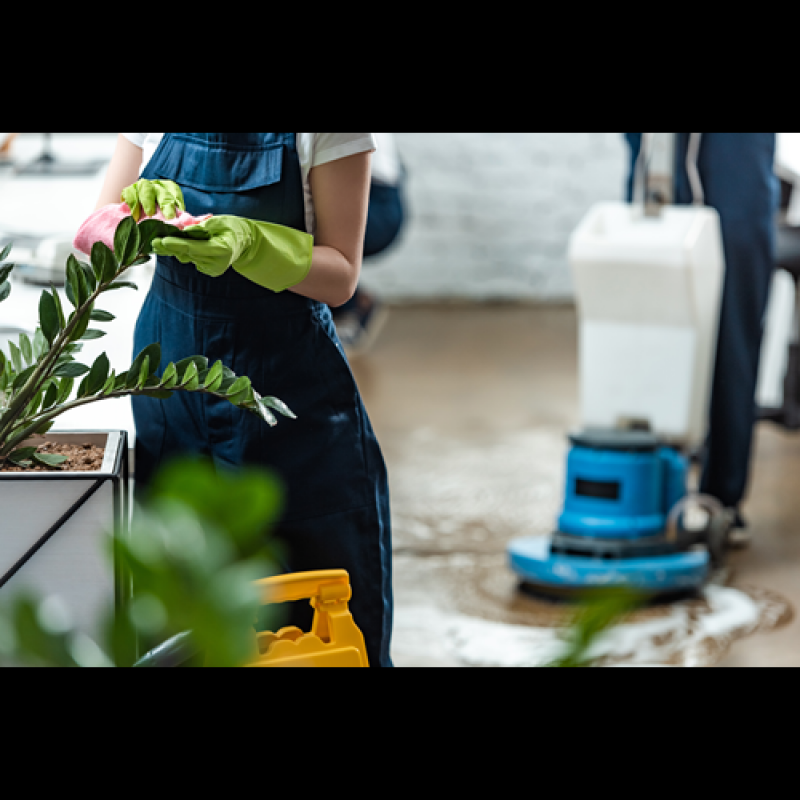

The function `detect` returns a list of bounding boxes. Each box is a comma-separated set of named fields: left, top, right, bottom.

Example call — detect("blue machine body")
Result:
left=558, top=440, right=687, bottom=539
left=508, top=430, right=710, bottom=595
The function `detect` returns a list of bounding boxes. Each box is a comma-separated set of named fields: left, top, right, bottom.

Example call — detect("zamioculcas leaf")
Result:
left=174, top=356, right=208, bottom=377
left=66, top=255, right=89, bottom=308
left=0, top=281, right=10, bottom=303
left=79, top=260, right=97, bottom=294
left=77, top=374, right=90, bottom=399
left=39, top=291, right=60, bottom=346
left=52, top=362, right=90, bottom=378
left=0, top=242, right=11, bottom=262
left=0, top=350, right=5, bottom=373
left=103, top=281, right=138, bottom=293
left=137, top=356, right=150, bottom=390
left=127, top=343, right=161, bottom=388
left=102, top=371, right=116, bottom=396
left=51, top=285, right=66, bottom=329
left=86, top=352, right=110, bottom=396
left=25, top=388, right=44, bottom=417
left=56, top=376, right=74, bottom=404
left=113, top=216, right=141, bottom=269
left=8, top=446, right=37, bottom=467
left=33, top=452, right=67, bottom=468
left=261, top=396, right=297, bottom=419
left=181, top=361, right=199, bottom=391
left=80, top=330, right=106, bottom=341
left=69, top=305, right=93, bottom=343
left=19, top=333, right=32, bottom=366
left=91, top=241, right=118, bottom=286
left=8, top=340, right=22, bottom=372
left=159, top=362, right=178, bottom=389
left=90, top=310, right=115, bottom=322
left=226, top=376, right=251, bottom=398
left=203, top=360, right=224, bottom=392
left=33, top=327, right=48, bottom=360
left=42, top=381, right=59, bottom=411
left=12, top=364, right=36, bottom=391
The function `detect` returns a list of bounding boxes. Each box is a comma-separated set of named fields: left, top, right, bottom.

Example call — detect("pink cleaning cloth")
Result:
left=73, top=203, right=212, bottom=256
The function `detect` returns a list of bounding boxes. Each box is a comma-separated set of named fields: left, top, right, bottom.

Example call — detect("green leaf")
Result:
left=181, top=361, right=199, bottom=391
left=102, top=371, right=116, bottom=396
left=76, top=374, right=90, bottom=399
left=90, top=310, right=115, bottom=323
left=12, top=364, right=37, bottom=391
left=69, top=306, right=93, bottom=343
left=52, top=362, right=90, bottom=379
left=79, top=329, right=106, bottom=341
left=91, top=241, right=118, bottom=286
left=0, top=242, right=11, bottom=262
left=102, top=281, right=138, bottom=293
left=33, top=328, right=48, bottom=360
left=203, top=361, right=225, bottom=392
left=225, top=376, right=251, bottom=398
left=8, top=340, right=22, bottom=373
left=7, top=447, right=37, bottom=467
left=56, top=377, right=74, bottom=405
left=260, top=396, right=297, bottom=419
left=33, top=452, right=67, bottom=468
left=66, top=255, right=88, bottom=308
left=50, top=285, right=66, bottom=330
left=0, top=263, right=13, bottom=284
left=126, top=343, right=161, bottom=389
left=174, top=356, right=208, bottom=378
left=86, top=352, right=110, bottom=397
left=159, top=362, right=178, bottom=389
left=0, top=281, right=10, bottom=303
left=38, top=291, right=60, bottom=346
left=137, top=356, right=150, bottom=390
left=25, top=388, right=45, bottom=417
left=114, top=216, right=141, bottom=269
left=42, top=381, right=59, bottom=411
left=18, top=333, right=32, bottom=366
left=79, top=260, right=97, bottom=294
left=0, top=350, right=5, bottom=373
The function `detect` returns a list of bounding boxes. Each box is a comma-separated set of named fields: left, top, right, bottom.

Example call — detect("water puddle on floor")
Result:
left=384, top=426, right=794, bottom=667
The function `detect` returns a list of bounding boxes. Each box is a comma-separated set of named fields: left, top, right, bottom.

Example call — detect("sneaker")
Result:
left=727, top=510, right=752, bottom=550
left=332, top=290, right=389, bottom=357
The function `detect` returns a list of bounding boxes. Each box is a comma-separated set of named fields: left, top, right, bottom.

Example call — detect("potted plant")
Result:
left=0, top=216, right=294, bottom=642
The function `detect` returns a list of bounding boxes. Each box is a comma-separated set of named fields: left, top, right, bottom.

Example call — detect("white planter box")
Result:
left=0, top=430, right=131, bottom=642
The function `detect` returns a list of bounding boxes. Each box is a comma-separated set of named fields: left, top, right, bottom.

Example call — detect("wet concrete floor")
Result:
left=349, top=304, right=799, bottom=667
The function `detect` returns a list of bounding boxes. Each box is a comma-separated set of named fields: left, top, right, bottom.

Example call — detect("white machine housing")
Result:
left=568, top=201, right=725, bottom=450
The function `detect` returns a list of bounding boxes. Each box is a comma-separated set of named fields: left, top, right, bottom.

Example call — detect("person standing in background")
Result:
left=624, top=133, right=779, bottom=546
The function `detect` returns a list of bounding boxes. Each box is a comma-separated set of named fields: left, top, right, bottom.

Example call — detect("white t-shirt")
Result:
left=121, top=133, right=376, bottom=236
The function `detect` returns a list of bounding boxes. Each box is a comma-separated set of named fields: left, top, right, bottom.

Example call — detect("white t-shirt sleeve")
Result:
left=121, top=133, right=147, bottom=148
left=297, top=133, right=376, bottom=235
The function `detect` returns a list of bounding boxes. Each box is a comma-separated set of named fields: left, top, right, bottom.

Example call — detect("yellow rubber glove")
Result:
left=122, top=179, right=186, bottom=222
left=151, top=216, right=314, bottom=291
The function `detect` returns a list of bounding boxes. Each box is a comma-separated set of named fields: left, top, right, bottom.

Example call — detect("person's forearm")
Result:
left=289, top=244, right=361, bottom=308
left=95, top=134, right=144, bottom=210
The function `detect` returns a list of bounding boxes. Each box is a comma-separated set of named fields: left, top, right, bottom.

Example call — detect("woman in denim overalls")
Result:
left=95, top=133, right=393, bottom=667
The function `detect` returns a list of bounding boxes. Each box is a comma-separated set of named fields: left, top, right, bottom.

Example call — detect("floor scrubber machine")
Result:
left=508, top=133, right=736, bottom=600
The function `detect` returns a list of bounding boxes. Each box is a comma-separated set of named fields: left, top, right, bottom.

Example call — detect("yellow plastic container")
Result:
left=245, top=570, right=369, bottom=668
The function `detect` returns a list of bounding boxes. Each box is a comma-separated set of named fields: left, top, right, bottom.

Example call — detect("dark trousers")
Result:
left=625, top=133, right=779, bottom=509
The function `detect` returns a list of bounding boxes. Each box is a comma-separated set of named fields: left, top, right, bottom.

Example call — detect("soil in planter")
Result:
left=0, top=441, right=105, bottom=473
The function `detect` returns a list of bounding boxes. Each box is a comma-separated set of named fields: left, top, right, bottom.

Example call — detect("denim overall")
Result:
left=132, top=133, right=393, bottom=667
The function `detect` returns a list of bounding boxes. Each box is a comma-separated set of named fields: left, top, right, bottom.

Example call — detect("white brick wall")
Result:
left=360, top=132, right=630, bottom=302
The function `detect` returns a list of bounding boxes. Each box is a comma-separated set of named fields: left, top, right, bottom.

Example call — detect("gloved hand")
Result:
left=122, top=179, right=186, bottom=222
left=151, top=215, right=314, bottom=292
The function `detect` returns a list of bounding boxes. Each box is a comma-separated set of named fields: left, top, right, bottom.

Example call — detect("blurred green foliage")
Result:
left=545, top=585, right=645, bottom=668
left=0, top=457, right=287, bottom=668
